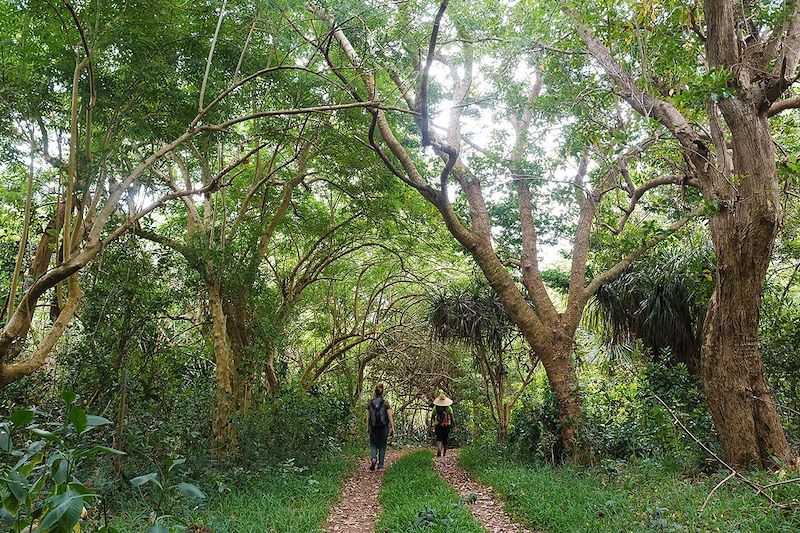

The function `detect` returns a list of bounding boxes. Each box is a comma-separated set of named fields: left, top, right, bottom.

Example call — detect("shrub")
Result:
left=236, top=386, right=350, bottom=467
left=508, top=388, right=562, bottom=463
left=0, top=391, right=124, bottom=533
left=508, top=357, right=715, bottom=468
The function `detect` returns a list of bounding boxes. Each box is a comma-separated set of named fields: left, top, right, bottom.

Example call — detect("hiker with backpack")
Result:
left=431, top=393, right=455, bottom=457
left=366, top=383, right=395, bottom=471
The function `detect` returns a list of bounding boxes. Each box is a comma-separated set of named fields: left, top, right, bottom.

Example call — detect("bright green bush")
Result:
left=0, top=392, right=124, bottom=533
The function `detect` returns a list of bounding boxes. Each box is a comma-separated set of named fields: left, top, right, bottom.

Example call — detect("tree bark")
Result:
left=208, top=277, right=238, bottom=454
left=469, top=242, right=582, bottom=459
left=222, top=298, right=253, bottom=412
left=701, top=106, right=793, bottom=467
left=538, top=339, right=580, bottom=458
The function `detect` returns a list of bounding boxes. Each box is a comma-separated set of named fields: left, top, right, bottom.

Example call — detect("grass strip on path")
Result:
left=459, top=446, right=800, bottom=533
left=377, top=450, right=484, bottom=533
left=113, top=454, right=355, bottom=533
left=324, top=447, right=413, bottom=533
left=433, top=451, right=537, bottom=533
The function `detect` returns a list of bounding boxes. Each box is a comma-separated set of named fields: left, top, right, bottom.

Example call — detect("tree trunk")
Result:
left=470, top=243, right=582, bottom=459
left=208, top=278, right=238, bottom=454
left=112, top=305, right=132, bottom=475
left=223, top=298, right=253, bottom=412
left=264, top=341, right=279, bottom=395
left=113, top=348, right=128, bottom=475
left=701, top=108, right=792, bottom=468
left=500, top=403, right=511, bottom=444
left=538, top=339, right=581, bottom=459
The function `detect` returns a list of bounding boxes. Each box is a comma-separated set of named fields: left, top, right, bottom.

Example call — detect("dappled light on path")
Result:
left=433, top=450, right=540, bottom=533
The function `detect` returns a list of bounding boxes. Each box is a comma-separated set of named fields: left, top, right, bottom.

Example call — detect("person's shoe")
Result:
left=436, top=451, right=441, bottom=457
left=369, top=458, right=376, bottom=471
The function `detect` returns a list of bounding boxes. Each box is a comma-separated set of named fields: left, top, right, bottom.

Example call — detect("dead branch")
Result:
left=651, top=393, right=781, bottom=509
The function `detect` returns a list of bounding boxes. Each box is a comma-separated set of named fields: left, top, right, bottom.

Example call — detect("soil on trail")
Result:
left=324, top=448, right=412, bottom=533
left=432, top=450, right=540, bottom=533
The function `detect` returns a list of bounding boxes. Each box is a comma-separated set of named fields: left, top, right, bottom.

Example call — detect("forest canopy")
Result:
left=3, top=0, right=800, bottom=531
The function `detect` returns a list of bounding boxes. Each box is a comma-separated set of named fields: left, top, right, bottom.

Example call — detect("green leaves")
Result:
left=91, top=445, right=127, bottom=456
left=7, top=471, right=28, bottom=504
left=165, top=456, right=186, bottom=472
left=67, top=406, right=88, bottom=435
left=67, top=406, right=112, bottom=436
left=131, top=472, right=163, bottom=491
left=0, top=401, right=126, bottom=532
left=86, top=415, right=113, bottom=428
left=0, top=426, right=10, bottom=453
left=38, top=489, right=90, bottom=532
left=61, top=390, right=78, bottom=406
left=51, top=455, right=70, bottom=484
left=672, top=68, right=735, bottom=110
left=130, top=472, right=206, bottom=500
left=9, top=409, right=33, bottom=427
left=175, top=482, right=206, bottom=500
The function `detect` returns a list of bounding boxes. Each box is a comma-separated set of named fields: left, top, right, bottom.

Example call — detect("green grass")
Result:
left=459, top=446, right=800, bottom=532
left=377, top=450, right=484, bottom=533
left=112, top=454, right=355, bottom=533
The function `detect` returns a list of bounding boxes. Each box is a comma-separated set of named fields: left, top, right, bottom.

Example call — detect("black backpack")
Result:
left=369, top=398, right=389, bottom=429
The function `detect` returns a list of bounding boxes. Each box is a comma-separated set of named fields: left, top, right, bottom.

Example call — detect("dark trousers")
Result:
left=435, top=425, right=451, bottom=450
left=369, top=425, right=389, bottom=467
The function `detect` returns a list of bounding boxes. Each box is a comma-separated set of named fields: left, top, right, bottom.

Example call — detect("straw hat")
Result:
left=433, top=393, right=453, bottom=407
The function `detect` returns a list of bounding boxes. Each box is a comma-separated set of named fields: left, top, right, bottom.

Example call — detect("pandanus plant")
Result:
left=428, top=281, right=537, bottom=442
left=585, top=238, right=714, bottom=374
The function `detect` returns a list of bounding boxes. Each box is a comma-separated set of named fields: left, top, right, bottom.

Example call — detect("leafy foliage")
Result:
left=428, top=280, right=514, bottom=356
left=236, top=386, right=351, bottom=468
left=510, top=353, right=714, bottom=467
left=0, top=392, right=122, bottom=533
left=587, top=236, right=714, bottom=372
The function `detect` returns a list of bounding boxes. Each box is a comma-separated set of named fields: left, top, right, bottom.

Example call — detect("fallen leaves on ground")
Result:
left=432, top=450, right=541, bottom=533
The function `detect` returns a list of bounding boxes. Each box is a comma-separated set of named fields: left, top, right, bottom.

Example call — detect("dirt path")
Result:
left=432, top=450, right=540, bottom=533
left=324, top=448, right=412, bottom=533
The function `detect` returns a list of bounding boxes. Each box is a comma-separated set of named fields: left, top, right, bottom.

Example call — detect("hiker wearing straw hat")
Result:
left=430, top=392, right=455, bottom=457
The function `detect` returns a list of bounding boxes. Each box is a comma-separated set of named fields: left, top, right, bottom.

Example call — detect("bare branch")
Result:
left=199, top=0, right=228, bottom=111
left=584, top=204, right=705, bottom=297
left=768, top=95, right=800, bottom=116
left=198, top=101, right=393, bottom=132
left=420, top=0, right=450, bottom=147
left=601, top=174, right=686, bottom=235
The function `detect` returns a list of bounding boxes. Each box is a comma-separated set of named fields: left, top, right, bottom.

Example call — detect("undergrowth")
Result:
left=112, top=452, right=356, bottom=532
left=459, top=446, right=800, bottom=532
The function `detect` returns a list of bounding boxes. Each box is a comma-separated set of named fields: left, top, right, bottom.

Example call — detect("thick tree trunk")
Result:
left=701, top=108, right=793, bottom=468
left=538, top=339, right=581, bottom=459
left=208, top=278, right=238, bottom=454
left=223, top=299, right=252, bottom=412
left=470, top=243, right=582, bottom=459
